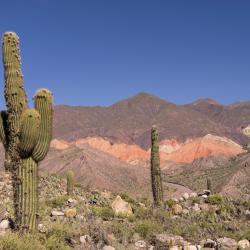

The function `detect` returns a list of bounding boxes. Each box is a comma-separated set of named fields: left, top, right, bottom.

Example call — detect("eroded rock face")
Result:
left=111, top=196, right=133, bottom=217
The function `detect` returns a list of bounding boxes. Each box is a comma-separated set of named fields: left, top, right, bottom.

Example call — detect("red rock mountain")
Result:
left=50, top=134, right=245, bottom=165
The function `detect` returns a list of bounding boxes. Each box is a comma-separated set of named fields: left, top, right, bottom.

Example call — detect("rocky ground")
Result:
left=0, top=172, right=250, bottom=249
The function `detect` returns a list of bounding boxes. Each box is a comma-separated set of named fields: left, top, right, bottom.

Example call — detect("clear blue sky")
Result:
left=0, top=0, right=249, bottom=107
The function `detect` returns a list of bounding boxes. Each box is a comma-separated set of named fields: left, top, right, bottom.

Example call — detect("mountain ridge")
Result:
left=53, top=92, right=250, bottom=148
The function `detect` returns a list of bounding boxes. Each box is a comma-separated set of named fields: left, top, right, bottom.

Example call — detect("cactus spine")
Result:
left=67, top=170, right=75, bottom=195
left=150, top=125, right=163, bottom=206
left=1, top=32, right=53, bottom=232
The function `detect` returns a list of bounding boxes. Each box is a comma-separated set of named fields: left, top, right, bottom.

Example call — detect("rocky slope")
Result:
left=0, top=172, right=250, bottom=249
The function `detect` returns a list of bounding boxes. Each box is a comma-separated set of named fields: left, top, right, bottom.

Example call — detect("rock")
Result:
left=245, top=210, right=250, bottom=219
left=201, top=239, right=217, bottom=248
left=111, top=196, right=133, bottom=217
left=202, top=195, right=208, bottom=198
left=190, top=192, right=198, bottom=198
left=183, top=246, right=198, bottom=250
left=172, top=198, right=178, bottom=203
left=134, top=240, right=147, bottom=249
left=238, top=239, right=250, bottom=249
left=199, top=203, right=210, bottom=211
left=102, top=246, right=115, bottom=250
left=76, top=214, right=85, bottom=221
left=68, top=198, right=77, bottom=204
left=80, top=235, right=92, bottom=244
left=179, top=197, right=184, bottom=202
left=198, top=190, right=211, bottom=196
left=172, top=204, right=182, bottom=215
left=183, top=193, right=189, bottom=200
left=0, top=219, right=10, bottom=230
left=182, top=209, right=189, bottom=215
left=192, top=203, right=201, bottom=212
left=51, top=210, right=64, bottom=216
left=169, top=247, right=181, bottom=250
left=65, top=208, right=77, bottom=218
left=153, top=234, right=185, bottom=248
left=38, top=223, right=46, bottom=233
left=79, top=235, right=95, bottom=249
left=217, top=237, right=238, bottom=250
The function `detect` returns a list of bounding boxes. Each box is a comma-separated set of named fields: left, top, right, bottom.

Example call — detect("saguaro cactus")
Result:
left=150, top=125, right=163, bottom=206
left=1, top=32, right=53, bottom=232
left=207, top=177, right=212, bottom=193
left=67, top=170, right=75, bottom=195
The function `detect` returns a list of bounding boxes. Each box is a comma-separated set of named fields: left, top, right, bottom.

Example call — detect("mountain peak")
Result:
left=192, top=98, right=221, bottom=106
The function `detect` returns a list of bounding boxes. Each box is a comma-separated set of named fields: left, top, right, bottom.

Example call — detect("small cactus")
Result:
left=207, top=177, right=212, bottom=193
left=1, top=32, right=53, bottom=232
left=150, top=125, right=163, bottom=206
left=67, top=170, right=75, bottom=195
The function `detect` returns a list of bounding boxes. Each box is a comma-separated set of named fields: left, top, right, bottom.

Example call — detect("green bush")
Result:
left=0, top=233, right=45, bottom=250
left=134, top=220, right=162, bottom=238
left=92, top=206, right=114, bottom=220
left=46, top=236, right=71, bottom=250
left=165, top=198, right=177, bottom=208
left=206, top=195, right=224, bottom=205
left=46, top=195, right=68, bottom=208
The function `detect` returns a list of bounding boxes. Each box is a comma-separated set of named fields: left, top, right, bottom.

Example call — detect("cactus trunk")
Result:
left=1, top=32, right=53, bottom=232
left=67, top=170, right=75, bottom=196
left=150, top=125, right=163, bottom=206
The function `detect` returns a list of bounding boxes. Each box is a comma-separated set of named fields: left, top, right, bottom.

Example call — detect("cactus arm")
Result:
left=2, top=32, right=28, bottom=171
left=19, top=109, right=41, bottom=157
left=32, top=88, right=53, bottom=162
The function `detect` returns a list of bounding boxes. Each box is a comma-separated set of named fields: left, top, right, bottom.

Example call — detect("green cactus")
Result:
left=207, top=177, right=212, bottom=193
left=1, top=32, right=53, bottom=232
left=150, top=125, right=163, bottom=206
left=67, top=170, right=75, bottom=196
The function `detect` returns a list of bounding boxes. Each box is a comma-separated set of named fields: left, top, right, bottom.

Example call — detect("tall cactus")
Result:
left=150, top=125, right=163, bottom=206
left=1, top=32, right=53, bottom=232
left=67, top=170, right=75, bottom=196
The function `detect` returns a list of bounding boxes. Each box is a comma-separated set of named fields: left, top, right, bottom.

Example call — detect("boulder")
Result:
left=192, top=203, right=201, bottom=212
left=238, top=239, right=250, bottom=249
left=38, top=223, right=47, bottom=233
left=51, top=210, right=64, bottom=216
left=183, top=193, right=189, bottom=200
left=172, top=204, right=182, bottom=215
left=190, top=192, right=198, bottom=198
left=111, top=196, right=133, bottom=217
left=217, top=237, right=237, bottom=250
left=153, top=234, right=185, bottom=248
left=102, top=246, right=115, bottom=250
left=134, top=240, right=147, bottom=249
left=200, top=239, right=217, bottom=248
left=0, top=219, right=10, bottom=230
left=65, top=208, right=77, bottom=218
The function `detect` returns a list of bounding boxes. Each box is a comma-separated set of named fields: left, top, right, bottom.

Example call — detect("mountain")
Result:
left=53, top=92, right=250, bottom=149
